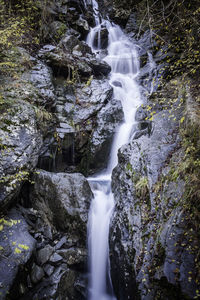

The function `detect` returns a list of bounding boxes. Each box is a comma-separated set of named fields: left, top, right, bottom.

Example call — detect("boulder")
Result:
left=30, top=170, right=93, bottom=245
left=37, top=245, right=54, bottom=266
left=57, top=247, right=87, bottom=267
left=41, top=78, right=113, bottom=173
left=39, top=43, right=111, bottom=79
left=93, top=27, right=109, bottom=49
left=74, top=17, right=90, bottom=38
left=18, top=264, right=81, bottom=300
left=0, top=208, right=36, bottom=299
left=59, top=34, right=92, bottom=55
left=83, top=98, right=124, bottom=173
left=0, top=100, right=43, bottom=209
left=49, top=21, right=68, bottom=42
left=72, top=79, right=113, bottom=124
left=31, top=264, right=45, bottom=284
left=30, top=61, right=56, bottom=108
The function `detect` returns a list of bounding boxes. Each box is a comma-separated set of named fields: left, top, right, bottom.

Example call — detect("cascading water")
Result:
left=87, top=2, right=142, bottom=300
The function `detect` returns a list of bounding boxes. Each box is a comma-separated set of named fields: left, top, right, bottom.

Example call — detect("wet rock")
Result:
left=57, top=269, right=85, bottom=299
left=49, top=21, right=68, bottom=42
left=0, top=209, right=36, bottom=299
left=31, top=264, right=45, bottom=284
left=30, top=61, right=56, bottom=108
left=19, top=264, right=68, bottom=300
left=37, top=245, right=54, bottom=266
left=59, top=34, right=92, bottom=55
left=138, top=30, right=157, bottom=56
left=89, top=56, right=111, bottom=76
left=84, top=9, right=96, bottom=27
left=75, top=17, right=90, bottom=38
left=43, top=264, right=55, bottom=277
left=30, top=170, right=93, bottom=245
left=109, top=79, right=199, bottom=299
left=73, top=79, right=113, bottom=123
left=55, top=236, right=67, bottom=250
left=135, top=105, right=148, bottom=121
left=93, top=26, right=109, bottom=49
left=45, top=78, right=113, bottom=172
left=112, top=80, right=122, bottom=88
left=84, top=98, right=124, bottom=173
left=57, top=247, right=87, bottom=266
left=125, top=12, right=138, bottom=35
left=0, top=100, right=43, bottom=209
left=50, top=253, right=63, bottom=264
left=39, top=43, right=111, bottom=79
left=131, top=120, right=153, bottom=139
left=39, top=44, right=91, bottom=78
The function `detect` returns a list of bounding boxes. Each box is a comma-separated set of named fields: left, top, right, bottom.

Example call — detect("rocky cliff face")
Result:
left=0, top=0, right=113, bottom=298
left=108, top=5, right=200, bottom=299
left=110, top=92, right=200, bottom=299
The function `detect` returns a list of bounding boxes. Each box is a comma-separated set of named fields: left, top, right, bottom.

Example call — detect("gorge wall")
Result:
left=0, top=0, right=199, bottom=299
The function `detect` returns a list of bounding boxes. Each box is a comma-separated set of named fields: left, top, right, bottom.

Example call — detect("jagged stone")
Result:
left=57, top=247, right=87, bottom=266
left=0, top=100, right=43, bottom=209
left=55, top=236, right=67, bottom=250
left=31, top=264, right=45, bottom=284
left=49, top=253, right=63, bottom=264
left=43, top=264, right=55, bottom=277
left=0, top=209, right=36, bottom=299
left=37, top=245, right=54, bottom=266
left=82, top=98, right=124, bottom=173
left=30, top=170, right=93, bottom=245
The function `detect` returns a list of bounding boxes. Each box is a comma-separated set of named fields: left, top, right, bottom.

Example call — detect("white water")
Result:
left=87, top=2, right=141, bottom=300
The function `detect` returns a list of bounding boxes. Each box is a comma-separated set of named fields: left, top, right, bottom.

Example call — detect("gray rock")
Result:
left=0, top=209, right=36, bottom=299
left=30, top=61, right=56, bottom=108
left=75, top=16, right=90, bottom=37
left=48, top=21, right=67, bottom=42
left=93, top=26, right=109, bottom=49
left=135, top=106, right=148, bottom=121
left=43, top=264, right=55, bottom=277
left=59, top=34, right=92, bottom=55
left=109, top=79, right=199, bottom=299
left=57, top=247, right=87, bottom=266
left=49, top=253, right=63, bottom=264
left=30, top=170, right=93, bottom=245
left=39, top=43, right=111, bottom=79
left=31, top=264, right=45, bottom=284
left=111, top=80, right=122, bottom=88
left=125, top=13, right=138, bottom=35
left=55, top=236, right=67, bottom=250
left=37, top=245, right=54, bottom=265
left=57, top=269, right=84, bottom=299
left=73, top=79, right=113, bottom=123
left=89, top=56, right=111, bottom=76
left=84, top=98, right=124, bottom=173
left=0, top=100, right=43, bottom=209
left=47, top=78, right=113, bottom=173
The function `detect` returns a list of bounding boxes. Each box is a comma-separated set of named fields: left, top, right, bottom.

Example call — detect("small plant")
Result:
left=34, top=106, right=52, bottom=122
left=135, top=176, right=149, bottom=199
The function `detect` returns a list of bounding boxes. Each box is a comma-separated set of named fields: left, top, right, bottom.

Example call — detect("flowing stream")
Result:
left=86, top=2, right=141, bottom=299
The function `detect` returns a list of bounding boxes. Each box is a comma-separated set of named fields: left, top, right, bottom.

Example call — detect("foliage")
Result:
left=0, top=0, right=57, bottom=76
left=34, top=106, right=52, bottom=123
left=135, top=0, right=200, bottom=100
left=0, top=170, right=31, bottom=188
left=0, top=0, right=42, bottom=50
left=0, top=0, right=39, bottom=76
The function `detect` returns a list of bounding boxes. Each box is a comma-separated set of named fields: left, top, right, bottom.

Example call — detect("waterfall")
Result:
left=87, top=2, right=141, bottom=299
